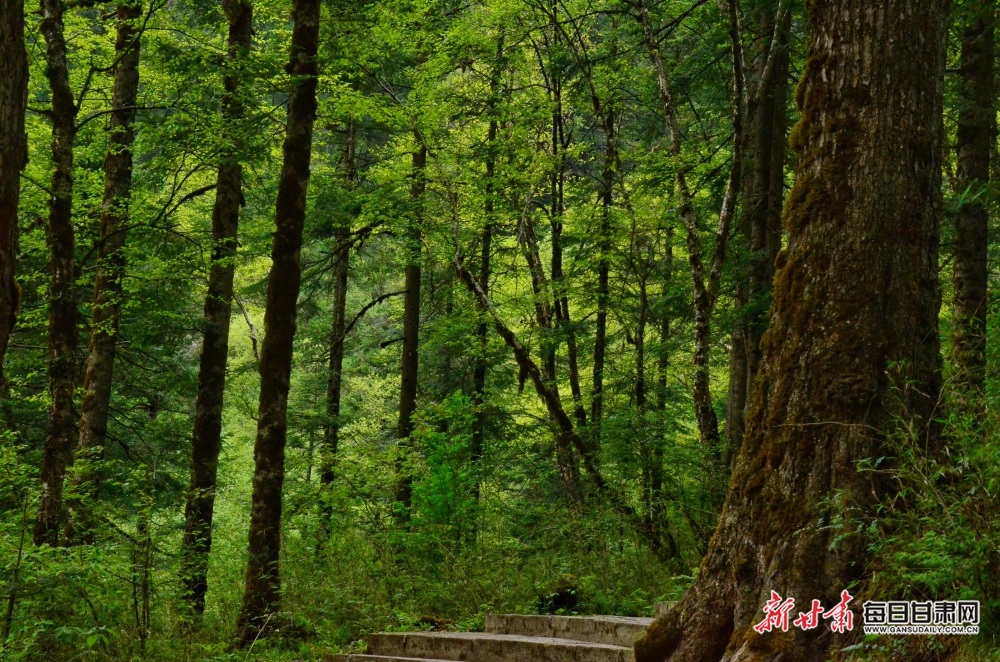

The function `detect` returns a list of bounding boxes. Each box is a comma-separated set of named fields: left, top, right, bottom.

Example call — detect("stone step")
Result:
left=324, top=656, right=454, bottom=662
left=367, top=631, right=634, bottom=662
left=485, top=614, right=653, bottom=647
left=654, top=601, right=676, bottom=619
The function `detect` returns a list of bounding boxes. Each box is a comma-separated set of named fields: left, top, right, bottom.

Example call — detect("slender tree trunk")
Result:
left=65, top=0, right=144, bottom=544
left=953, top=0, right=995, bottom=408
left=319, top=123, right=355, bottom=523
left=33, top=0, right=80, bottom=547
left=591, top=109, right=614, bottom=442
left=235, top=0, right=320, bottom=644
left=636, top=0, right=745, bottom=456
left=471, top=104, right=498, bottom=518
left=0, top=0, right=28, bottom=402
left=724, top=4, right=790, bottom=467
left=392, top=140, right=426, bottom=522
left=651, top=228, right=673, bottom=542
left=179, top=0, right=252, bottom=615
left=545, top=2, right=586, bottom=430
left=636, top=1, right=947, bottom=659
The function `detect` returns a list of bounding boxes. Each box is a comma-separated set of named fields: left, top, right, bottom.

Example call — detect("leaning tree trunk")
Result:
left=180, top=0, right=252, bottom=616
left=235, top=0, right=319, bottom=644
left=392, top=139, right=426, bottom=523
left=635, top=1, right=947, bottom=660
left=0, top=0, right=28, bottom=402
left=34, top=0, right=80, bottom=547
left=724, top=3, right=790, bottom=467
left=65, top=0, right=143, bottom=545
left=952, top=0, right=995, bottom=409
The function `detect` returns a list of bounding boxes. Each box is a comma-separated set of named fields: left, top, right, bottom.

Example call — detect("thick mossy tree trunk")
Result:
left=952, top=0, right=995, bottom=407
left=392, top=140, right=426, bottom=522
left=235, top=0, right=319, bottom=644
left=635, top=2, right=947, bottom=660
left=180, top=0, right=252, bottom=616
left=34, top=0, right=80, bottom=547
left=724, top=3, right=790, bottom=467
left=0, top=0, right=28, bottom=402
left=65, top=0, right=143, bottom=544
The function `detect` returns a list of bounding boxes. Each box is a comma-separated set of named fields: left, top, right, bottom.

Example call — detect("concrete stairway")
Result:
left=325, top=611, right=667, bottom=662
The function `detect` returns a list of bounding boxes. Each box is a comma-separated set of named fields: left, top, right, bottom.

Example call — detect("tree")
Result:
left=392, top=136, right=426, bottom=521
left=235, top=0, right=321, bottom=643
left=0, top=0, right=28, bottom=402
left=633, top=0, right=745, bottom=460
left=180, top=0, right=253, bottom=616
left=952, top=0, right=995, bottom=408
left=65, top=0, right=145, bottom=543
left=33, top=0, right=81, bottom=547
left=635, top=1, right=948, bottom=659
left=724, top=1, right=790, bottom=466
left=319, top=121, right=356, bottom=533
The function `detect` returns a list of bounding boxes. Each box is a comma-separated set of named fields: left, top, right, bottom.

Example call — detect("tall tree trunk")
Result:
left=635, top=1, right=947, bottom=659
left=724, top=4, right=790, bottom=467
left=234, top=0, right=320, bottom=644
left=636, top=0, right=745, bottom=457
left=0, top=0, right=28, bottom=402
left=591, top=109, right=614, bottom=443
left=33, top=0, right=79, bottom=547
left=392, top=140, right=426, bottom=522
left=651, top=228, right=673, bottom=551
left=550, top=77, right=586, bottom=429
left=471, top=102, right=498, bottom=520
left=179, top=0, right=252, bottom=616
left=65, top=0, right=143, bottom=544
left=953, top=0, right=995, bottom=408
left=319, top=123, right=355, bottom=529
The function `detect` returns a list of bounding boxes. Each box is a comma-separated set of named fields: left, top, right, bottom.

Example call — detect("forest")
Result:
left=0, top=0, right=997, bottom=659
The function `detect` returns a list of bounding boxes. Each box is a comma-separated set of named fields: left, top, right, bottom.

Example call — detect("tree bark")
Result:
left=549, top=74, right=587, bottom=429
left=65, top=0, right=144, bottom=544
left=0, top=0, right=28, bottom=402
left=180, top=0, right=252, bottom=616
left=636, top=0, right=745, bottom=457
left=591, top=108, right=614, bottom=442
left=724, top=3, right=790, bottom=468
left=952, top=0, right=995, bottom=408
left=319, top=123, right=355, bottom=532
left=635, top=1, right=947, bottom=659
left=234, top=0, right=320, bottom=644
left=33, top=0, right=80, bottom=547
left=392, top=140, right=426, bottom=522
left=471, top=96, right=498, bottom=518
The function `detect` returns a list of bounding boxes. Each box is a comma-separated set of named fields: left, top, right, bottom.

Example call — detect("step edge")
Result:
left=368, top=630, right=633, bottom=650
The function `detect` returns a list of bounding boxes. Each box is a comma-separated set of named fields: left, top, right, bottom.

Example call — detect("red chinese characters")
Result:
left=753, top=591, right=796, bottom=634
left=756, top=590, right=855, bottom=634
